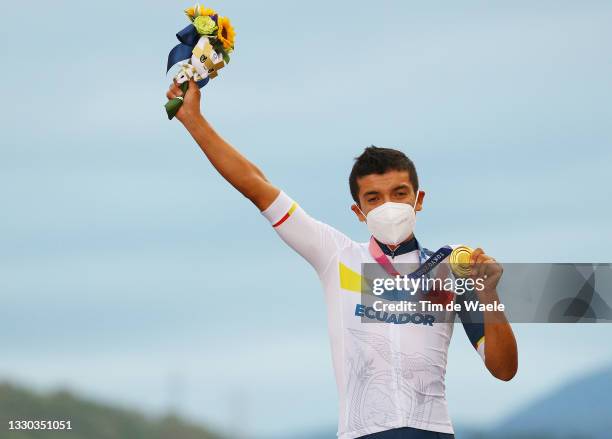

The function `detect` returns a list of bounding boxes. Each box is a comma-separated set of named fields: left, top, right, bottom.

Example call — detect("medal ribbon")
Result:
left=368, top=237, right=453, bottom=280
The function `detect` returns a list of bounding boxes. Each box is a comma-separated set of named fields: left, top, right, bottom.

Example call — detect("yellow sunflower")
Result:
left=185, top=6, right=196, bottom=18
left=196, top=4, right=217, bottom=16
left=185, top=4, right=216, bottom=21
left=217, top=16, right=236, bottom=51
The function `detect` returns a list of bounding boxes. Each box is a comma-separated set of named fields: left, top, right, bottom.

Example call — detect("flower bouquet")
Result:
left=165, top=4, right=236, bottom=120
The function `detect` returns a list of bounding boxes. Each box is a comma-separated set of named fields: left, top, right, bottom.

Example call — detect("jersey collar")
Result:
left=374, top=236, right=420, bottom=257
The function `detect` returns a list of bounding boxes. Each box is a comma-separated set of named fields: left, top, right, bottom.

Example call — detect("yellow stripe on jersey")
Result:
left=339, top=262, right=363, bottom=293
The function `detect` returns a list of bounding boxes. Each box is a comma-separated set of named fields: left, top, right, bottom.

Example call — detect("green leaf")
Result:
left=164, top=97, right=184, bottom=120
left=211, top=41, right=223, bottom=53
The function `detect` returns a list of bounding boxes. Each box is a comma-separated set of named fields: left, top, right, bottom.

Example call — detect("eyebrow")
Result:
left=362, top=184, right=411, bottom=199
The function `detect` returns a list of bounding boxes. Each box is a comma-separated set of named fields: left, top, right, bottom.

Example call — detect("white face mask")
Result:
left=357, top=194, right=420, bottom=245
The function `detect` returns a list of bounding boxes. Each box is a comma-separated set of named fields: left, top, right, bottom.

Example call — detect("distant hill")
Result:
left=271, top=427, right=337, bottom=439
left=0, top=382, right=223, bottom=439
left=492, top=366, right=612, bottom=439
left=3, top=364, right=611, bottom=439
left=276, top=365, right=612, bottom=439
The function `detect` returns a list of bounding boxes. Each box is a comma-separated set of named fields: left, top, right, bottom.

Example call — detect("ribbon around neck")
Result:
left=368, top=237, right=453, bottom=279
left=166, top=24, right=210, bottom=88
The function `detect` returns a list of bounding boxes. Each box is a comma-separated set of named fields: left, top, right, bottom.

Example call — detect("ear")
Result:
left=351, top=204, right=366, bottom=222
left=415, top=191, right=425, bottom=212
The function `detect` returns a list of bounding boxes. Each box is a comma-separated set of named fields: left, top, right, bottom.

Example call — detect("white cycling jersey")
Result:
left=261, top=191, right=485, bottom=439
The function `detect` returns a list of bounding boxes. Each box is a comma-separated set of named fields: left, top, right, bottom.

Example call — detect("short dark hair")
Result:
left=349, top=146, right=419, bottom=203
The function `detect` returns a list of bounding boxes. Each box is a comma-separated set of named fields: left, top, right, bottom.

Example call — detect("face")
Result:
left=351, top=170, right=425, bottom=221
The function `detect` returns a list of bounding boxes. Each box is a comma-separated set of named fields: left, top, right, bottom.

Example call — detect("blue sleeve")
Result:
left=456, top=289, right=486, bottom=362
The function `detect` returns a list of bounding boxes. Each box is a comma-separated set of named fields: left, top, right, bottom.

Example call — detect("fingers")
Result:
left=470, top=248, right=493, bottom=278
left=166, top=81, right=184, bottom=100
left=470, top=248, right=484, bottom=265
left=470, top=248, right=484, bottom=276
left=469, top=247, right=501, bottom=283
left=185, top=79, right=200, bottom=98
left=476, top=254, right=490, bottom=280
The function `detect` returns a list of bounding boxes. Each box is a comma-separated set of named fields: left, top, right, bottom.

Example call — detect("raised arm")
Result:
left=166, top=79, right=279, bottom=210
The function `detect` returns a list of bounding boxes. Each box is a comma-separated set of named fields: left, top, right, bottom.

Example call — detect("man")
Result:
left=166, top=80, right=518, bottom=439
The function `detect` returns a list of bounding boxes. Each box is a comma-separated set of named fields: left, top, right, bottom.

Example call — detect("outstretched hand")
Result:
left=166, top=79, right=201, bottom=124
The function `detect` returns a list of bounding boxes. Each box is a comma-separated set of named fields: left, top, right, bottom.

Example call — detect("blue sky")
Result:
left=1, top=0, right=611, bottom=437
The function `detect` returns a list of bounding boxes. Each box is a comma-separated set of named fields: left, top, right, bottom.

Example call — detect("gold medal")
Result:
left=450, top=245, right=474, bottom=277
